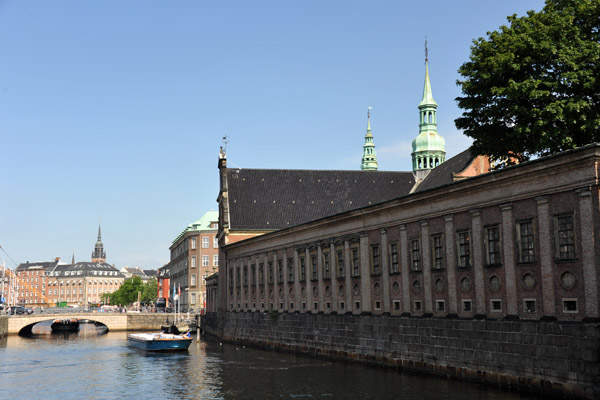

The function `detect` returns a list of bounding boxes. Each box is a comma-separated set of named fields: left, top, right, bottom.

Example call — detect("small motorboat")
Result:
left=51, top=318, right=80, bottom=333
left=127, top=331, right=193, bottom=351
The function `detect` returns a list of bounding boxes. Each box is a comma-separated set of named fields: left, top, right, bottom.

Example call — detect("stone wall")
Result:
left=203, top=311, right=600, bottom=399
left=0, top=316, right=7, bottom=338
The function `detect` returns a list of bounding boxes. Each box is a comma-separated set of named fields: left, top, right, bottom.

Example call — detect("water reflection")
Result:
left=0, top=332, right=543, bottom=400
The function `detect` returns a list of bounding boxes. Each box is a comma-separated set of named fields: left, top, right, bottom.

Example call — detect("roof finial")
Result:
left=425, top=37, right=428, bottom=63
left=222, top=135, right=229, bottom=153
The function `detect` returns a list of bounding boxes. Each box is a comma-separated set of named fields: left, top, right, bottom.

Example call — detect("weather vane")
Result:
left=222, top=135, right=229, bottom=153
left=425, top=37, right=429, bottom=63
left=367, top=105, right=372, bottom=119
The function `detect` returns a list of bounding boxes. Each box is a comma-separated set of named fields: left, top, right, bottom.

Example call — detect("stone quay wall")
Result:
left=203, top=311, right=600, bottom=399
left=0, top=316, right=7, bottom=338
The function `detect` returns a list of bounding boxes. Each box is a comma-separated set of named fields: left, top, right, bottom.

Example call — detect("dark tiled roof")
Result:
left=16, top=261, right=59, bottom=271
left=144, top=269, right=157, bottom=277
left=227, top=169, right=415, bottom=230
left=49, top=262, right=124, bottom=278
left=415, top=149, right=475, bottom=193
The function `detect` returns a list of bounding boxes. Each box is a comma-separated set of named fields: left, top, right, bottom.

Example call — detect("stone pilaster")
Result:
left=399, top=224, right=410, bottom=314
left=380, top=228, right=391, bottom=313
left=444, top=215, right=457, bottom=314
left=470, top=209, right=485, bottom=315
left=536, top=196, right=555, bottom=317
left=500, top=203, right=517, bottom=316
left=420, top=220, right=432, bottom=313
left=294, top=248, right=301, bottom=311
left=344, top=240, right=352, bottom=311
left=330, top=241, right=338, bottom=313
left=360, top=232, right=371, bottom=313
left=577, top=187, right=598, bottom=318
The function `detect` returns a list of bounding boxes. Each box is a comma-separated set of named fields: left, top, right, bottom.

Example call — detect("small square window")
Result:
left=261, top=302, right=265, bottom=309
left=436, top=300, right=445, bottom=311
left=524, top=299, right=536, bottom=313
left=414, top=300, right=422, bottom=311
left=279, top=302, right=283, bottom=309
left=491, top=299, right=502, bottom=311
left=289, top=302, right=294, bottom=309
left=393, top=300, right=401, bottom=310
left=270, top=302, right=274, bottom=310
left=374, top=301, right=381, bottom=310
left=301, top=302, right=306, bottom=310
left=354, top=301, right=361, bottom=310
left=339, top=301, right=345, bottom=310
left=313, top=302, right=318, bottom=310
left=563, top=299, right=578, bottom=313
left=462, top=299, right=472, bottom=312
left=326, top=302, right=331, bottom=309
left=252, top=303, right=256, bottom=308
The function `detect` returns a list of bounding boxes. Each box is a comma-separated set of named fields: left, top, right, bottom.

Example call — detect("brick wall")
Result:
left=203, top=311, right=600, bottom=399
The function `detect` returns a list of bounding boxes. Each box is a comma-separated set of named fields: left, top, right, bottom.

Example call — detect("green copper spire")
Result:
left=412, top=40, right=445, bottom=179
left=361, top=106, right=378, bottom=171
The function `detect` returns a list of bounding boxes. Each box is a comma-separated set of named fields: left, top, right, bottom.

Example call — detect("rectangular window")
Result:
left=524, top=299, right=536, bottom=313
left=191, top=293, right=196, bottom=304
left=432, top=235, right=444, bottom=270
left=191, top=274, right=197, bottom=286
left=311, top=255, right=317, bottom=280
left=268, top=262, right=274, bottom=284
left=191, top=237, right=196, bottom=250
left=277, top=261, right=283, bottom=284
left=213, top=255, right=219, bottom=266
left=436, top=300, right=445, bottom=311
left=213, top=237, right=218, bottom=248
left=457, top=231, right=471, bottom=268
left=259, top=263, right=264, bottom=285
left=243, top=266, right=248, bottom=286
left=517, top=221, right=536, bottom=263
left=491, top=299, right=502, bottom=312
left=202, top=237, right=209, bottom=248
left=236, top=267, right=240, bottom=287
left=202, top=255, right=209, bottom=266
left=323, top=251, right=331, bottom=279
left=484, top=226, right=501, bottom=265
left=251, top=265, right=256, bottom=285
left=413, top=300, right=422, bottom=311
left=562, top=298, right=578, bottom=313
left=371, top=245, right=380, bottom=275
left=300, top=257, right=306, bottom=282
left=393, top=300, right=400, bottom=310
left=374, top=301, right=381, bottom=310
left=191, top=256, right=196, bottom=269
left=287, top=258, right=294, bottom=283
left=410, top=240, right=421, bottom=272
left=462, top=299, right=472, bottom=312
left=336, top=250, right=345, bottom=278
left=351, top=248, right=360, bottom=277
left=555, top=215, right=576, bottom=260
left=229, top=268, right=234, bottom=288
left=389, top=243, right=399, bottom=274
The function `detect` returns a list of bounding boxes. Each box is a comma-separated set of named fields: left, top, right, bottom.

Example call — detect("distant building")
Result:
left=156, top=263, right=170, bottom=306
left=14, top=259, right=60, bottom=306
left=120, top=266, right=153, bottom=283
left=170, top=211, right=219, bottom=311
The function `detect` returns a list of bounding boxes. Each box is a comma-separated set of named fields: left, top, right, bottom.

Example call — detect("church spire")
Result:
left=411, top=40, right=445, bottom=180
left=91, top=222, right=106, bottom=263
left=360, top=106, right=378, bottom=171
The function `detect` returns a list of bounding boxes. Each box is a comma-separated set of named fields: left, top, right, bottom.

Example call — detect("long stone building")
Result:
left=207, top=60, right=600, bottom=398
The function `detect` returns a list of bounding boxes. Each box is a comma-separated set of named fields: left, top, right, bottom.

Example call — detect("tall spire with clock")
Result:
left=360, top=106, right=378, bottom=171
left=91, top=222, right=106, bottom=263
left=411, top=40, right=446, bottom=180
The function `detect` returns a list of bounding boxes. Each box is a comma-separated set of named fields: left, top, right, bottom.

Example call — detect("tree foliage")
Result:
left=103, top=277, right=158, bottom=306
left=455, top=0, right=600, bottom=165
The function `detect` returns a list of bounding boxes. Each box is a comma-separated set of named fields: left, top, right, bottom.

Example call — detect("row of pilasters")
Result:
left=226, top=187, right=598, bottom=319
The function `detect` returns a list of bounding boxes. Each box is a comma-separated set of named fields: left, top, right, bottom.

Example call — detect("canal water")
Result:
left=0, top=325, right=543, bottom=400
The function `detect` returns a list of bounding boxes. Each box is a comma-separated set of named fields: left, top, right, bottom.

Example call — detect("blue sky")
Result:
left=0, top=0, right=545, bottom=270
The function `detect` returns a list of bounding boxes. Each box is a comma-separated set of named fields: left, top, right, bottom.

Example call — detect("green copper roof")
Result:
left=419, top=62, right=437, bottom=108
left=172, top=210, right=218, bottom=243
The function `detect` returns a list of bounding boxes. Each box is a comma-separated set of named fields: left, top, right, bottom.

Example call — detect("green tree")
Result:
left=104, top=276, right=158, bottom=306
left=455, top=0, right=600, bottom=165
left=141, top=278, right=157, bottom=305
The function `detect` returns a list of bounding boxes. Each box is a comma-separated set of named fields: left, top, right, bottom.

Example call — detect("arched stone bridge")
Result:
left=3, top=313, right=176, bottom=335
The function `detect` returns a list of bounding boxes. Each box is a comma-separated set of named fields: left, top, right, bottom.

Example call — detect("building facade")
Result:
left=170, top=211, right=219, bottom=312
left=156, top=263, right=170, bottom=306
left=14, top=260, right=59, bottom=306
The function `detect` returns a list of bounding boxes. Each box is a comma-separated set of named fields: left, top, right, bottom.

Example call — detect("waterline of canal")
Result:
left=0, top=329, right=542, bottom=400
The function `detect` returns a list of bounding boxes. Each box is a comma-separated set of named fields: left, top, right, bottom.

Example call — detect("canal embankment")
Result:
left=0, top=316, right=7, bottom=337
left=202, top=311, right=600, bottom=399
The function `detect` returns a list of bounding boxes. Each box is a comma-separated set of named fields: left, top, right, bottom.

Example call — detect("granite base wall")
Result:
left=0, top=316, right=7, bottom=338
left=202, top=311, right=600, bottom=399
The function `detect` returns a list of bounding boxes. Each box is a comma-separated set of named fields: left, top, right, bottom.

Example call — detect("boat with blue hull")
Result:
left=127, top=332, right=193, bottom=351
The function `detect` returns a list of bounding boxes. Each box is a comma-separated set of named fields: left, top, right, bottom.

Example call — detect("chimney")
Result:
left=55, top=257, right=61, bottom=262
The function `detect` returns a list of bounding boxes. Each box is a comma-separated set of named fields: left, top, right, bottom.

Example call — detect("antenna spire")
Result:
left=425, top=37, right=429, bottom=63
